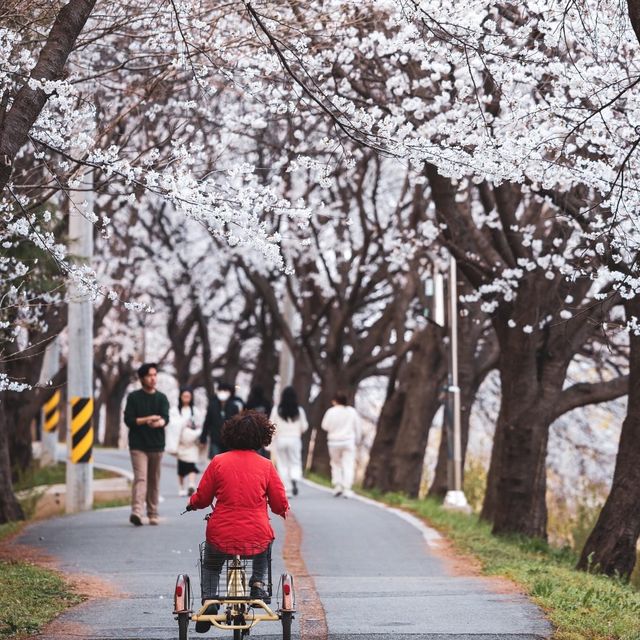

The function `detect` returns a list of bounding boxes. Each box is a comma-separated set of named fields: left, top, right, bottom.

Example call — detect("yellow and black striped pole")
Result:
left=43, top=391, right=61, bottom=434
left=70, top=396, right=94, bottom=464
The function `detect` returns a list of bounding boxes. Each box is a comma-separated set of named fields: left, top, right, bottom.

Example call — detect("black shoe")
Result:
left=195, top=603, right=218, bottom=633
left=250, top=585, right=271, bottom=604
left=292, top=481, right=298, bottom=496
left=129, top=513, right=143, bottom=526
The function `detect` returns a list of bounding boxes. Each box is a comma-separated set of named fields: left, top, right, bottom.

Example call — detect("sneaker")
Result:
left=178, top=488, right=187, bottom=497
left=333, top=487, right=343, bottom=497
left=149, top=517, right=159, bottom=525
left=129, top=513, right=143, bottom=526
left=292, top=481, right=298, bottom=496
left=188, top=486, right=195, bottom=496
left=343, top=489, right=354, bottom=498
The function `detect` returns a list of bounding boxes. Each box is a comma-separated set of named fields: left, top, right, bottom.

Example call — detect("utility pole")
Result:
left=39, top=337, right=60, bottom=466
left=66, top=178, right=94, bottom=513
left=443, top=257, right=471, bottom=513
left=278, top=291, right=295, bottom=395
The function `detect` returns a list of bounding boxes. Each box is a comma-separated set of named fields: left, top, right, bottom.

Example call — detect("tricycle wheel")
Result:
left=281, top=611, right=292, bottom=640
left=178, top=612, right=189, bottom=640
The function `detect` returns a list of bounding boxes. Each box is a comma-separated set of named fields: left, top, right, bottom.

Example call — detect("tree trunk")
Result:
left=577, top=299, right=639, bottom=578
left=386, top=325, right=447, bottom=496
left=250, top=318, right=278, bottom=403
left=0, top=394, right=24, bottom=523
left=363, top=359, right=408, bottom=492
left=103, top=375, right=130, bottom=447
left=0, top=0, right=97, bottom=194
left=482, top=332, right=568, bottom=538
left=6, top=389, right=37, bottom=477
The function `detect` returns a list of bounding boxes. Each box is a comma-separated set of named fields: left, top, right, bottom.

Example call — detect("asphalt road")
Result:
left=15, top=449, right=552, bottom=640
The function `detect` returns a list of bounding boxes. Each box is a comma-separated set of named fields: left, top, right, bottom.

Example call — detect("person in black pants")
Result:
left=200, top=381, right=241, bottom=459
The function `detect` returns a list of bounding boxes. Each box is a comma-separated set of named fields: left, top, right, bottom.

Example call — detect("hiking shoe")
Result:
left=129, top=514, right=143, bottom=526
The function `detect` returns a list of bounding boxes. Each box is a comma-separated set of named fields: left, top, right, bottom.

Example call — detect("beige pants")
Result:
left=130, top=450, right=163, bottom=518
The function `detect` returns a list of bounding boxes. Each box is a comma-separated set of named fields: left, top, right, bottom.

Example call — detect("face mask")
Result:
left=217, top=391, right=231, bottom=402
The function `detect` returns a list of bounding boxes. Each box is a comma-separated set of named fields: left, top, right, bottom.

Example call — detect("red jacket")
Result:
left=189, top=450, right=289, bottom=554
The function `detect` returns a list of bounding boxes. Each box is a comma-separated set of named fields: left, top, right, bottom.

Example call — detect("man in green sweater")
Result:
left=123, top=362, right=170, bottom=526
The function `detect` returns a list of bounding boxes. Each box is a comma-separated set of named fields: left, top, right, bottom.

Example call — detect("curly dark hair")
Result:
left=221, top=410, right=276, bottom=450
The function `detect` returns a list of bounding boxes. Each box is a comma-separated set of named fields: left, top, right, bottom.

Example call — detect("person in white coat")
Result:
left=169, top=386, right=203, bottom=496
left=270, top=386, right=308, bottom=497
left=321, top=392, right=361, bottom=497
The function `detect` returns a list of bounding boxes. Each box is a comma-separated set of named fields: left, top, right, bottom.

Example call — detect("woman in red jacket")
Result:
left=186, top=410, right=289, bottom=620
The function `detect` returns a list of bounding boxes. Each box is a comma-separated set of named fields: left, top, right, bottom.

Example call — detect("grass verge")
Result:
left=0, top=523, right=82, bottom=639
left=361, top=489, right=640, bottom=640
left=2, top=461, right=126, bottom=637
left=15, top=462, right=117, bottom=491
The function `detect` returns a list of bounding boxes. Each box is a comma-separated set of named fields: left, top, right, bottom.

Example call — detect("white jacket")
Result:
left=321, top=405, right=361, bottom=446
left=169, top=407, right=203, bottom=463
left=270, top=406, right=309, bottom=441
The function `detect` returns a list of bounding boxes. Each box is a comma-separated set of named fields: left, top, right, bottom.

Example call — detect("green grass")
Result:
left=94, top=497, right=130, bottom=510
left=1, top=463, right=124, bottom=638
left=0, top=522, right=22, bottom=543
left=304, top=470, right=332, bottom=488
left=0, top=523, right=81, bottom=638
left=0, top=559, right=81, bottom=638
left=361, top=489, right=640, bottom=640
left=14, top=462, right=117, bottom=491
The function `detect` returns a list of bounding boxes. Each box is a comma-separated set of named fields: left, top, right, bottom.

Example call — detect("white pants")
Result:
left=328, top=443, right=356, bottom=491
left=274, top=437, right=303, bottom=490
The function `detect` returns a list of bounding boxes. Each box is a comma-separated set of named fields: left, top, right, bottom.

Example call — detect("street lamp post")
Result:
left=443, top=257, right=471, bottom=513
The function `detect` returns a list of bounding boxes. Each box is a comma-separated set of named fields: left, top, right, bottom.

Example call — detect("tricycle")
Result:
left=173, top=541, right=295, bottom=640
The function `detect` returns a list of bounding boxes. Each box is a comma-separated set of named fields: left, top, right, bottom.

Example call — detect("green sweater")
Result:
left=123, top=389, right=170, bottom=452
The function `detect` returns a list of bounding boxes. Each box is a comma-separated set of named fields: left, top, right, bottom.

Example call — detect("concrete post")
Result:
left=66, top=177, right=94, bottom=513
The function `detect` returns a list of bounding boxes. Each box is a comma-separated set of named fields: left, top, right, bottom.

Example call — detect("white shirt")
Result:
left=321, top=405, right=361, bottom=446
left=270, top=406, right=309, bottom=440
left=168, top=406, right=203, bottom=463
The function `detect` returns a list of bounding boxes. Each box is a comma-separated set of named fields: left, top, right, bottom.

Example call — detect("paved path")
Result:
left=15, top=449, right=552, bottom=639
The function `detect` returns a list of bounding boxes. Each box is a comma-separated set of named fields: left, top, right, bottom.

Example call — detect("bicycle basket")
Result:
left=199, top=541, right=272, bottom=600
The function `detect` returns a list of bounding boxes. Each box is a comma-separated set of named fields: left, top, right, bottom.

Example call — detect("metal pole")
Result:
left=443, top=257, right=471, bottom=512
left=278, top=290, right=295, bottom=394
left=66, top=176, right=94, bottom=513
left=39, top=337, right=60, bottom=466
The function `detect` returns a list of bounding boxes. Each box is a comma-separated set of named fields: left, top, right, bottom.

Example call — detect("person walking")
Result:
left=270, top=386, right=308, bottom=497
left=169, top=386, right=203, bottom=496
left=320, top=392, right=361, bottom=498
left=123, top=362, right=170, bottom=526
left=245, top=384, right=272, bottom=416
left=200, top=381, right=241, bottom=459
left=246, top=384, right=273, bottom=459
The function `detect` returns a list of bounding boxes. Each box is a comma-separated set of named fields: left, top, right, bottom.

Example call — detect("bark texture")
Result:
left=0, top=0, right=96, bottom=194
left=0, top=394, right=24, bottom=523
left=577, top=299, right=639, bottom=578
left=364, top=323, right=447, bottom=495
